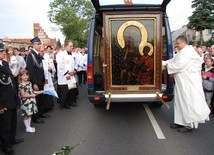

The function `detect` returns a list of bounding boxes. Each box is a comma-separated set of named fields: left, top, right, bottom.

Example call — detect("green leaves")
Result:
left=52, top=146, right=72, bottom=155
left=187, top=0, right=214, bottom=44
left=188, top=0, right=214, bottom=31
left=52, top=141, right=83, bottom=155
left=48, top=0, right=93, bottom=46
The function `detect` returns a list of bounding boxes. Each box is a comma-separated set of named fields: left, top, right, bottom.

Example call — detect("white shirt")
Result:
left=76, top=53, right=87, bottom=71
left=9, top=55, right=19, bottom=77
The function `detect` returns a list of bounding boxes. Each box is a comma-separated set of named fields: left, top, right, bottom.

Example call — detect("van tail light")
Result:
left=87, top=64, right=93, bottom=84
left=162, top=95, right=168, bottom=100
left=94, top=97, right=100, bottom=100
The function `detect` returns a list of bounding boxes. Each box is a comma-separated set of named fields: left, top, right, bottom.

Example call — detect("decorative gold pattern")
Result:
left=117, top=21, right=154, bottom=56
left=103, top=12, right=162, bottom=92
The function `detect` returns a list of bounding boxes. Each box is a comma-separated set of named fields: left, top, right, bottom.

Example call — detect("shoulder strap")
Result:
left=30, top=53, right=43, bottom=69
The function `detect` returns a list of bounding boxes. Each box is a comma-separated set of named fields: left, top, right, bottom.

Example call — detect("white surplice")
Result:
left=43, top=53, right=56, bottom=91
left=165, top=45, right=210, bottom=128
left=56, top=51, right=76, bottom=85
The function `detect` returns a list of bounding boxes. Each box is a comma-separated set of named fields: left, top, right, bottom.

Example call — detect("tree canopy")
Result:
left=187, top=0, right=214, bottom=44
left=48, top=0, right=93, bottom=47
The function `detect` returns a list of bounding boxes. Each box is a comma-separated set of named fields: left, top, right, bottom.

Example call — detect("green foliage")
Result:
left=52, top=146, right=72, bottom=155
left=187, top=0, right=214, bottom=31
left=187, top=0, right=214, bottom=44
left=189, top=41, right=195, bottom=45
left=204, top=39, right=214, bottom=47
left=191, top=39, right=214, bottom=47
left=48, top=0, right=93, bottom=47
left=52, top=142, right=83, bottom=155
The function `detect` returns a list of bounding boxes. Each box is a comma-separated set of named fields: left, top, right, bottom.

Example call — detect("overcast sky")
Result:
left=0, top=0, right=193, bottom=43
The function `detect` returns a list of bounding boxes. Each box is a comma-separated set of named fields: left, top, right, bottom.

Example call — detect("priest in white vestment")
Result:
left=42, top=50, right=56, bottom=110
left=56, top=41, right=78, bottom=109
left=163, top=35, right=210, bottom=133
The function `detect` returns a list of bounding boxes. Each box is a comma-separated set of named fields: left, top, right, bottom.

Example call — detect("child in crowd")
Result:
left=18, top=69, right=43, bottom=133
left=202, top=53, right=211, bottom=70
left=202, top=57, right=214, bottom=108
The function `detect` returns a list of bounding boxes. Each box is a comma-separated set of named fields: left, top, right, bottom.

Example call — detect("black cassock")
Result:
left=57, top=85, right=78, bottom=107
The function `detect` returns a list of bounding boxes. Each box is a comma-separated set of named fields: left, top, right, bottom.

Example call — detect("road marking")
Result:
left=143, top=104, right=166, bottom=139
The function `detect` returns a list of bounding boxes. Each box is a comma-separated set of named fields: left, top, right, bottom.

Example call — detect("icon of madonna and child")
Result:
left=112, top=25, right=155, bottom=86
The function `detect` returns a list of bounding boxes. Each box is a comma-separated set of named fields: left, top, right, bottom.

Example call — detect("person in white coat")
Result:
left=56, top=41, right=78, bottom=109
left=163, top=35, right=210, bottom=133
left=77, top=48, right=87, bottom=85
left=41, top=46, right=56, bottom=111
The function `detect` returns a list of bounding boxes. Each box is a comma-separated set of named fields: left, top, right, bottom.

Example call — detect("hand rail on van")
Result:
left=156, top=92, right=170, bottom=109
left=104, top=92, right=170, bottom=110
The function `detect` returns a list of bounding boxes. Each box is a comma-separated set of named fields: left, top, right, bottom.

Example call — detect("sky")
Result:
left=0, top=0, right=194, bottom=43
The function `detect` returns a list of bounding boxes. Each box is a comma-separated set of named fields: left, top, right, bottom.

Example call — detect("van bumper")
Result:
left=88, top=92, right=173, bottom=103
left=104, top=93, right=162, bottom=102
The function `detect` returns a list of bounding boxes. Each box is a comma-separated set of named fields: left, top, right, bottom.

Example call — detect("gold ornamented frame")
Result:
left=103, top=11, right=162, bottom=93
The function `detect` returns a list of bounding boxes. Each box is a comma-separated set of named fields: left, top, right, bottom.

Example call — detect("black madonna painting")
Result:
left=111, top=19, right=155, bottom=86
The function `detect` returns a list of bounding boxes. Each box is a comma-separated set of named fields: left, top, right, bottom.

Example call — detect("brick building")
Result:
left=33, top=23, right=56, bottom=47
left=0, top=23, right=56, bottom=49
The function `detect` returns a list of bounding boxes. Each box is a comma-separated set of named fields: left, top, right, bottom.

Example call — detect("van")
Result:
left=87, top=0, right=174, bottom=109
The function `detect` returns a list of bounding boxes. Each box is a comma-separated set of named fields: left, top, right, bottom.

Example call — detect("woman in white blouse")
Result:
left=5, top=46, right=20, bottom=88
left=5, top=46, right=19, bottom=77
left=14, top=48, right=26, bottom=70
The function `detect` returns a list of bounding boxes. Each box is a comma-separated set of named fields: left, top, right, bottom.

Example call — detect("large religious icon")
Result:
left=111, top=20, right=155, bottom=86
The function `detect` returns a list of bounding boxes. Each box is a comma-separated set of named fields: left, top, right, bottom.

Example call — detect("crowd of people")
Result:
left=188, top=43, right=214, bottom=111
left=0, top=36, right=87, bottom=155
left=1, top=34, right=214, bottom=154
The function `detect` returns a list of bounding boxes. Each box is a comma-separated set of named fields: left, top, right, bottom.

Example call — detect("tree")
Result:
left=48, top=0, right=93, bottom=47
left=187, top=0, right=214, bottom=45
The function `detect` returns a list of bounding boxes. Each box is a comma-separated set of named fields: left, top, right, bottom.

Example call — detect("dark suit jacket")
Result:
left=26, top=50, right=45, bottom=87
left=0, top=60, right=20, bottom=109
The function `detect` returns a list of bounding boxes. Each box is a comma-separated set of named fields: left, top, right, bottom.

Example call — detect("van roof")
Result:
left=91, top=0, right=171, bottom=12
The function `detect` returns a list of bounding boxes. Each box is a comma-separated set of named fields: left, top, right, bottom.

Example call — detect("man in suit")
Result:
left=26, top=36, right=47, bottom=123
left=0, top=42, right=24, bottom=155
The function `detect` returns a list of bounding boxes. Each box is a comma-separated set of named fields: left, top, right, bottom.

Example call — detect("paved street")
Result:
left=11, top=85, right=214, bottom=155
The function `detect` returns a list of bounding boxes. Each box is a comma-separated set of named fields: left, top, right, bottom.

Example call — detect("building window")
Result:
left=207, top=29, right=212, bottom=34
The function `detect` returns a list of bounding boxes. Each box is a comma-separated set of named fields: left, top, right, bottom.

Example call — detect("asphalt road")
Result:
left=10, top=85, right=214, bottom=155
